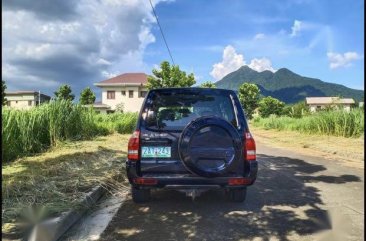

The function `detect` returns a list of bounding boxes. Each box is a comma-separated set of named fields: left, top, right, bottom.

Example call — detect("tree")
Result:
left=79, top=87, right=96, bottom=105
left=54, top=85, right=75, bottom=101
left=147, top=61, right=196, bottom=89
left=2, top=80, right=7, bottom=106
left=200, top=81, right=216, bottom=88
left=258, top=96, right=285, bottom=118
left=238, top=83, right=260, bottom=119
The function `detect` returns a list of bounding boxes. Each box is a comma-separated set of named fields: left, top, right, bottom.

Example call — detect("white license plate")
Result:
left=141, top=146, right=171, bottom=158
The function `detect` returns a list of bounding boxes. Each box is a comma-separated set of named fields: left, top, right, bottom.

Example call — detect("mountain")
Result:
left=215, top=66, right=364, bottom=103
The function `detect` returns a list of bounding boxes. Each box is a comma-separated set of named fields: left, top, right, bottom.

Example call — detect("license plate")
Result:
left=141, top=146, right=171, bottom=158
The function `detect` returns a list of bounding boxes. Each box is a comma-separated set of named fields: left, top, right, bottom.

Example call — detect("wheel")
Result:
left=228, top=188, right=247, bottom=202
left=131, top=187, right=151, bottom=203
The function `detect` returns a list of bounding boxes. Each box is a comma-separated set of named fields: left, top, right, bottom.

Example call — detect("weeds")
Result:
left=251, top=109, right=364, bottom=138
left=2, top=101, right=138, bottom=163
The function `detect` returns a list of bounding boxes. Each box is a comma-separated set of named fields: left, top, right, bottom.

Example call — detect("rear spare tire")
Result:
left=178, top=116, right=242, bottom=178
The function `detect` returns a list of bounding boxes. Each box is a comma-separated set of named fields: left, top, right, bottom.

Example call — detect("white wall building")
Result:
left=305, top=97, right=355, bottom=112
left=94, top=73, right=148, bottom=113
left=5, top=91, right=51, bottom=109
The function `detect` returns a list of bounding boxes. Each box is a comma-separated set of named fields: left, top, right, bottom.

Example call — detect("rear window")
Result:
left=141, top=90, right=237, bottom=130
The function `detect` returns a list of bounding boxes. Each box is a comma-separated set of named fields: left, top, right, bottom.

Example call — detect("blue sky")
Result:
left=145, top=0, right=364, bottom=89
left=2, top=0, right=364, bottom=99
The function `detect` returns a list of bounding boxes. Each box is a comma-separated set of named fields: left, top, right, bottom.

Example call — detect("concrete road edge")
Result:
left=27, top=185, right=106, bottom=241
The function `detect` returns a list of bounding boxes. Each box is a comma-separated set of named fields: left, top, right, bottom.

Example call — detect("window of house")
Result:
left=107, top=91, right=115, bottom=99
left=140, top=91, right=147, bottom=98
left=316, top=105, right=321, bottom=109
left=7, top=101, right=10, bottom=106
left=121, top=90, right=126, bottom=96
left=28, top=100, right=32, bottom=106
left=129, top=90, right=134, bottom=98
left=16, top=101, right=18, bottom=104
left=107, top=110, right=115, bottom=114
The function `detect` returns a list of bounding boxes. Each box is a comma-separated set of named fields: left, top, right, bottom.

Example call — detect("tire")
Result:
left=178, top=116, right=242, bottom=178
left=131, top=187, right=151, bottom=203
left=228, top=188, right=247, bottom=202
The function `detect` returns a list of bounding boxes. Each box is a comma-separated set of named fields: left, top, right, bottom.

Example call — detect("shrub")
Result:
left=283, top=101, right=310, bottom=118
left=258, top=96, right=285, bottom=118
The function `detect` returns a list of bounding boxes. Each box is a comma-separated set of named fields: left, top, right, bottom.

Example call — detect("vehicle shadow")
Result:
left=100, top=154, right=361, bottom=241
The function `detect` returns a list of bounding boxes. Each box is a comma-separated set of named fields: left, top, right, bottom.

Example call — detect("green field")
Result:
left=251, top=109, right=364, bottom=138
left=2, top=100, right=138, bottom=163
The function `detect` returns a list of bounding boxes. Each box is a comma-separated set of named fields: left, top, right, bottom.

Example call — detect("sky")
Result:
left=2, top=0, right=364, bottom=100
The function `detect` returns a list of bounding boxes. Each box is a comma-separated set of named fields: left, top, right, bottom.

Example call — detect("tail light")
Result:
left=228, top=177, right=252, bottom=185
left=128, top=130, right=140, bottom=160
left=244, top=132, right=256, bottom=161
left=133, top=177, right=158, bottom=185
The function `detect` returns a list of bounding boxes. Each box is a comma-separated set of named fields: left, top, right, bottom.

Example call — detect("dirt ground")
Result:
left=250, top=126, right=364, bottom=169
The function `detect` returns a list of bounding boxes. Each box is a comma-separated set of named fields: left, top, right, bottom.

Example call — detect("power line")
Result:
left=149, top=0, right=175, bottom=65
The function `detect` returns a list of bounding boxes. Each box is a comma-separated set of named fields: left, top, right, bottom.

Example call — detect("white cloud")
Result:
left=2, top=0, right=166, bottom=95
left=210, top=45, right=276, bottom=80
left=290, top=20, right=302, bottom=37
left=210, top=45, right=245, bottom=80
left=254, top=33, right=265, bottom=40
left=248, top=58, right=276, bottom=72
left=101, top=71, right=118, bottom=79
left=97, top=58, right=112, bottom=66
left=327, top=51, right=362, bottom=69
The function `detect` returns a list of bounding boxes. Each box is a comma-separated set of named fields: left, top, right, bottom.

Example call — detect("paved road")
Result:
left=99, top=141, right=364, bottom=241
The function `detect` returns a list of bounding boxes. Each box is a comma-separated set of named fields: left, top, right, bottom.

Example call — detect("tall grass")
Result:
left=251, top=109, right=364, bottom=138
left=2, top=100, right=138, bottom=162
left=94, top=112, right=138, bottom=135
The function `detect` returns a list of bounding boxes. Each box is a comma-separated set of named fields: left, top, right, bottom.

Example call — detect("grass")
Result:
left=2, top=100, right=100, bottom=162
left=251, top=109, right=364, bottom=138
left=2, top=101, right=138, bottom=163
left=94, top=112, right=138, bottom=135
left=2, top=133, right=130, bottom=238
left=2, top=102, right=137, bottom=237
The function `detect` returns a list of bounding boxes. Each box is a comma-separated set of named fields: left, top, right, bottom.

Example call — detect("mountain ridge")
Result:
left=215, top=66, right=364, bottom=103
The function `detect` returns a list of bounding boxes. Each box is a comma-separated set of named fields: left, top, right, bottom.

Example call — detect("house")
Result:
left=359, top=102, right=364, bottom=108
left=4, top=91, right=51, bottom=109
left=305, top=97, right=355, bottom=112
left=94, top=73, right=148, bottom=113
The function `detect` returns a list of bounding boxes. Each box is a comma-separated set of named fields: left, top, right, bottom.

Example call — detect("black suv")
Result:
left=126, top=88, right=257, bottom=203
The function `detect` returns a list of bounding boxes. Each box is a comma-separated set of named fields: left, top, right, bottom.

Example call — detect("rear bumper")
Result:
left=126, top=160, right=258, bottom=189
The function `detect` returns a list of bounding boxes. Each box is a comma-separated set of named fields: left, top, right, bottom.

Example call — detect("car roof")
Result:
left=149, top=87, right=235, bottom=94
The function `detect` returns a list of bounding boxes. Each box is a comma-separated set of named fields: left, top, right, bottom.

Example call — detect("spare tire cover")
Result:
left=178, top=116, right=242, bottom=177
